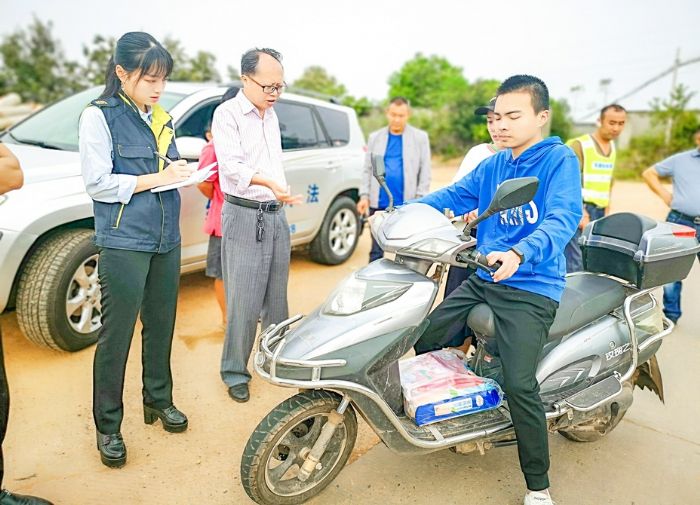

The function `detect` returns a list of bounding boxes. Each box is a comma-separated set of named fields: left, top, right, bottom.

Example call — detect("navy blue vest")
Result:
left=90, top=95, right=181, bottom=253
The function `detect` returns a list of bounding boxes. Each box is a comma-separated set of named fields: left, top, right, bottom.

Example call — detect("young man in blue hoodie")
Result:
left=414, top=75, right=582, bottom=505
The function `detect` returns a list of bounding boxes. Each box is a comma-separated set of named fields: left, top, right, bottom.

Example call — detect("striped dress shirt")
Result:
left=212, top=90, right=286, bottom=201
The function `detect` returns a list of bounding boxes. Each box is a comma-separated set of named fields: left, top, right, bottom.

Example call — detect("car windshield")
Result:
left=3, top=86, right=185, bottom=152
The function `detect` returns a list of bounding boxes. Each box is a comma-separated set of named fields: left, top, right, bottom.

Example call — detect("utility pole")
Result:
left=665, top=47, right=681, bottom=145
left=599, top=78, right=612, bottom=105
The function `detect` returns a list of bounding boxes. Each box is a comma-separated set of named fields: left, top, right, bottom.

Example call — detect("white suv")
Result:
left=0, top=83, right=365, bottom=351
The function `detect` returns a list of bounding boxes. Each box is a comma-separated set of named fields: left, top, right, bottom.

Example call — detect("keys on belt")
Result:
left=224, top=194, right=284, bottom=242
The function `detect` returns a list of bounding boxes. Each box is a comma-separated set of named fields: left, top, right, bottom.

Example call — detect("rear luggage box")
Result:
left=580, top=212, right=700, bottom=288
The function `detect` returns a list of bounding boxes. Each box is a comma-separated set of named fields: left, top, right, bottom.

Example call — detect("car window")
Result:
left=175, top=99, right=220, bottom=140
left=316, top=106, right=350, bottom=146
left=275, top=101, right=330, bottom=151
left=4, top=86, right=185, bottom=152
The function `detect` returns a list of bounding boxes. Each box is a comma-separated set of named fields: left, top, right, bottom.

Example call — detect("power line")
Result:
left=578, top=54, right=700, bottom=120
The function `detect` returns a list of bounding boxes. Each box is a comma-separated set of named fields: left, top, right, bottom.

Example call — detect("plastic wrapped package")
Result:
left=399, top=349, right=503, bottom=426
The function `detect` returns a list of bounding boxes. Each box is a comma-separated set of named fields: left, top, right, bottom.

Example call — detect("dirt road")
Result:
left=1, top=163, right=696, bottom=504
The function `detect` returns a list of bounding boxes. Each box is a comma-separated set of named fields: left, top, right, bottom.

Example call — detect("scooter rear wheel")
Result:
left=241, top=390, right=358, bottom=505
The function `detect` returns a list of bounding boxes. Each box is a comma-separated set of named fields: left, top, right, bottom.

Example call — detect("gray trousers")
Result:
left=220, top=200, right=291, bottom=387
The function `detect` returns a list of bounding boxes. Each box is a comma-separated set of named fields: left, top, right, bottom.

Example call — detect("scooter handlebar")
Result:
left=458, top=250, right=503, bottom=273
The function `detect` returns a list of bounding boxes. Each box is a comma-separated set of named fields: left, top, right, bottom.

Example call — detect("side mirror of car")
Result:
left=176, top=136, right=207, bottom=162
left=461, top=177, right=539, bottom=239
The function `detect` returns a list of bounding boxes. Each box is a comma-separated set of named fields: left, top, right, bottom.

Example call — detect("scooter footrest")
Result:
left=399, top=407, right=510, bottom=441
left=564, top=375, right=622, bottom=412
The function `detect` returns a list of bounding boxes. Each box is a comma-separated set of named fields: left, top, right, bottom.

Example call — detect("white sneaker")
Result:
left=523, top=490, right=555, bottom=505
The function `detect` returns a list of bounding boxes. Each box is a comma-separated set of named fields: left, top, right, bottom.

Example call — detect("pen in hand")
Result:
left=154, top=151, right=174, bottom=165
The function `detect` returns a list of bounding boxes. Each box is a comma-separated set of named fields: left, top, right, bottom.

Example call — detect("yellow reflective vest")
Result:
left=566, top=134, right=616, bottom=208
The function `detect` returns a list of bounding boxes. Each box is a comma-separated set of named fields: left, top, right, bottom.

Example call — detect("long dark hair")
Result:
left=100, top=32, right=174, bottom=99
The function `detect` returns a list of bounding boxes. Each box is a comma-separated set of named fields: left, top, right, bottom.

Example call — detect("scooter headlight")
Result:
left=398, top=238, right=458, bottom=258
left=322, top=275, right=410, bottom=316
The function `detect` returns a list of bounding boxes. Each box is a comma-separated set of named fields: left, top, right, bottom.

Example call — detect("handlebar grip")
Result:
left=474, top=252, right=502, bottom=272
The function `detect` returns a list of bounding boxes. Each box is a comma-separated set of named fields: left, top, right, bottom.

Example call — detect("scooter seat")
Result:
left=466, top=273, right=626, bottom=341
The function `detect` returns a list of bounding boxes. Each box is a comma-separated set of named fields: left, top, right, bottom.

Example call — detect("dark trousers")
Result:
left=0, top=327, right=8, bottom=486
left=93, top=246, right=180, bottom=434
left=662, top=210, right=700, bottom=322
left=564, top=202, right=605, bottom=273
left=415, top=276, right=558, bottom=491
left=369, top=208, right=385, bottom=262
left=443, top=265, right=476, bottom=347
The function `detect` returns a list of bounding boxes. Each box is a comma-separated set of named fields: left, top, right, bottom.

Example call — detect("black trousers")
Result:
left=0, top=326, right=9, bottom=487
left=442, top=265, right=477, bottom=347
left=415, top=276, right=558, bottom=491
left=93, top=246, right=180, bottom=434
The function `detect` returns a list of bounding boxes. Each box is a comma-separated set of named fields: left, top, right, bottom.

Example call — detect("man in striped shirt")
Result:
left=212, top=48, right=301, bottom=403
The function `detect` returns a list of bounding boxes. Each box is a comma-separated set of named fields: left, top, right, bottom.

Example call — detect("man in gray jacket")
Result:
left=357, top=97, right=431, bottom=262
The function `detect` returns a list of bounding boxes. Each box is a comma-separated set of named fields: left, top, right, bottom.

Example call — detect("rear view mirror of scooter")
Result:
left=461, top=176, right=539, bottom=240
left=371, top=153, right=395, bottom=212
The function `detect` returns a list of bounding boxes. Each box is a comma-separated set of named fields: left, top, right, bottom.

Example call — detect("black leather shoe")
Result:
left=143, top=404, right=188, bottom=433
left=228, top=384, right=249, bottom=403
left=96, top=431, right=126, bottom=468
left=0, top=490, right=53, bottom=505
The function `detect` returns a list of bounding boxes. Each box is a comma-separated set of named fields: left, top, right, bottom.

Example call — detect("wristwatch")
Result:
left=510, top=247, right=525, bottom=264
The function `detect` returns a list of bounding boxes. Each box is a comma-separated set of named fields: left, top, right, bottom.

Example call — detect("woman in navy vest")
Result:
left=79, top=32, right=194, bottom=468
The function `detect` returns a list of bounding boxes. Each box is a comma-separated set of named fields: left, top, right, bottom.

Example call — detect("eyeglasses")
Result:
left=245, top=75, right=286, bottom=95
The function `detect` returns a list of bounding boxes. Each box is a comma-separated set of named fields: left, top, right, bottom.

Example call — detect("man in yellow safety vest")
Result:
left=564, top=104, right=627, bottom=272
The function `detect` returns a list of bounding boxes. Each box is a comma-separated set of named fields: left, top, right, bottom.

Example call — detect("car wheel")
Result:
left=16, top=229, right=101, bottom=351
left=309, top=196, right=359, bottom=265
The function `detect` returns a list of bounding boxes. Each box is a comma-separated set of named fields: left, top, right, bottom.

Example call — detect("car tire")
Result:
left=309, top=196, right=359, bottom=265
left=16, top=229, right=101, bottom=351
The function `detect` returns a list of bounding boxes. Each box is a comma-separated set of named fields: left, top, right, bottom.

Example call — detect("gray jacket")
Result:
left=360, top=124, right=431, bottom=208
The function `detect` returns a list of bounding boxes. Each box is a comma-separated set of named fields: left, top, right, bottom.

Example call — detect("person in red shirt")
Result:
left=197, top=87, right=238, bottom=327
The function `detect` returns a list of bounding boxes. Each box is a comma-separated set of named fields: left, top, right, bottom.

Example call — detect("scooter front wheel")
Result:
left=241, top=390, right=358, bottom=505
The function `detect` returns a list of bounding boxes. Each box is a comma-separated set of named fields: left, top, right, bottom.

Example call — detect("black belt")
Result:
left=224, top=194, right=283, bottom=212
left=583, top=201, right=605, bottom=209
left=670, top=209, right=700, bottom=225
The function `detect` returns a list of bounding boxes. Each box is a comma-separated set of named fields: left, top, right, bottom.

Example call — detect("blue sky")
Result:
left=1, top=0, right=698, bottom=120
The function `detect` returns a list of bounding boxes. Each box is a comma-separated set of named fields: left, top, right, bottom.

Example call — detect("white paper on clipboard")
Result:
left=151, top=162, right=218, bottom=193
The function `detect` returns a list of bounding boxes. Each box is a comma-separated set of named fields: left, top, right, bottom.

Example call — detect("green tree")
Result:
left=81, top=35, right=116, bottom=86
left=451, top=78, right=500, bottom=147
left=549, top=98, right=574, bottom=140
left=292, top=65, right=347, bottom=97
left=616, top=84, right=699, bottom=180
left=163, top=37, right=219, bottom=82
left=342, top=95, right=373, bottom=117
left=187, top=51, right=220, bottom=82
left=0, top=16, right=83, bottom=102
left=227, top=65, right=240, bottom=81
left=387, top=53, right=468, bottom=108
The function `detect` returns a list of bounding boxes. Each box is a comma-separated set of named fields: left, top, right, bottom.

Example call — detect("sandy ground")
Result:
left=1, top=162, right=698, bottom=504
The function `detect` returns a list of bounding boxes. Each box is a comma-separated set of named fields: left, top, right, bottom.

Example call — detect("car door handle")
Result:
left=327, top=161, right=341, bottom=170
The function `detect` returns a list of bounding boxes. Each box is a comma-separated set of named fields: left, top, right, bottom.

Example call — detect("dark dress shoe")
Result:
left=228, top=383, right=250, bottom=403
left=143, top=404, right=188, bottom=433
left=0, top=490, right=53, bottom=505
left=96, top=431, right=127, bottom=468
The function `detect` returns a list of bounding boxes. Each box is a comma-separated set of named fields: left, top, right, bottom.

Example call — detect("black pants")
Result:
left=443, top=265, right=477, bottom=347
left=415, top=276, right=558, bottom=491
left=93, top=246, right=180, bottom=434
left=0, top=326, right=8, bottom=487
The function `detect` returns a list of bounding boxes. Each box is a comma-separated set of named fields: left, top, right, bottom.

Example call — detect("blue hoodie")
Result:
left=417, top=136, right=582, bottom=302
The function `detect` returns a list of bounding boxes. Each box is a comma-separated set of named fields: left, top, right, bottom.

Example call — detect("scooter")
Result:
left=240, top=159, right=700, bottom=505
